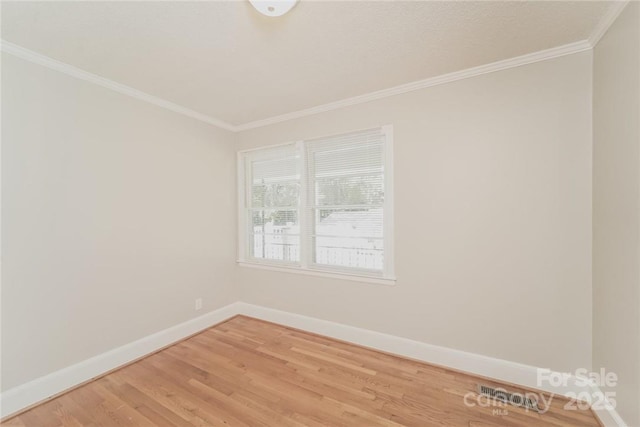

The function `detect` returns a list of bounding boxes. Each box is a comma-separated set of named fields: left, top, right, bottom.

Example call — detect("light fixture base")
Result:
left=249, top=0, right=299, bottom=17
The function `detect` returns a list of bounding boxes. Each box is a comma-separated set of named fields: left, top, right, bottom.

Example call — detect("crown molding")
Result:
left=3, top=30, right=608, bottom=135
left=588, top=1, right=630, bottom=47
left=235, top=39, right=592, bottom=131
left=238, top=0, right=629, bottom=132
left=0, top=40, right=238, bottom=132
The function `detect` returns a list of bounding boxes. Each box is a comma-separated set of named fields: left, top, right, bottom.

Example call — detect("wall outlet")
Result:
left=195, top=298, right=203, bottom=311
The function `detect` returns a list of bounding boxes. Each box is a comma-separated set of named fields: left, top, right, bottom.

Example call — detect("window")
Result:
left=238, top=126, right=394, bottom=284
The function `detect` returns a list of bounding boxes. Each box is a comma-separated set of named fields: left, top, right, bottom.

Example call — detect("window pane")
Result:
left=314, top=236, right=383, bottom=270
left=250, top=209, right=299, bottom=262
left=252, top=181, right=299, bottom=208
left=251, top=209, right=298, bottom=232
left=251, top=154, right=300, bottom=208
left=315, top=208, right=383, bottom=238
left=315, top=174, right=383, bottom=206
left=251, top=233, right=300, bottom=262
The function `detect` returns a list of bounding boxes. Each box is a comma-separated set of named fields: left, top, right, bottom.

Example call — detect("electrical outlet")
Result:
left=195, top=298, right=203, bottom=311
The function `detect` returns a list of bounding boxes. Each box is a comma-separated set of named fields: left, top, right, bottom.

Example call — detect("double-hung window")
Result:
left=238, top=126, right=394, bottom=284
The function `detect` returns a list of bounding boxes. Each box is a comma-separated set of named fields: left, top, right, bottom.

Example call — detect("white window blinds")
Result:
left=305, top=128, right=386, bottom=272
left=239, top=126, right=394, bottom=282
left=244, top=145, right=301, bottom=263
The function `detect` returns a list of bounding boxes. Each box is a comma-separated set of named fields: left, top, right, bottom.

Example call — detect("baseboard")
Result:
left=0, top=302, right=241, bottom=419
left=235, top=302, right=625, bottom=427
left=589, top=384, right=629, bottom=427
left=0, top=301, right=627, bottom=426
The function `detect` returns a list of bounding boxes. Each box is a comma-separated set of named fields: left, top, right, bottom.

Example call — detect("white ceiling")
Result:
left=1, top=1, right=615, bottom=127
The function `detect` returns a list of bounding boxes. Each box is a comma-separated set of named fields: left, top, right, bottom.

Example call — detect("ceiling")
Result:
left=1, top=1, right=615, bottom=128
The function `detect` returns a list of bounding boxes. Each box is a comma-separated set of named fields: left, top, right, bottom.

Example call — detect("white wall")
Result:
left=593, top=3, right=640, bottom=426
left=237, top=51, right=594, bottom=373
left=1, top=53, right=238, bottom=391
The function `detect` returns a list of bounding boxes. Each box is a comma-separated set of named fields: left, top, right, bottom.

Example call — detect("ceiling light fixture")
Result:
left=249, top=0, right=298, bottom=17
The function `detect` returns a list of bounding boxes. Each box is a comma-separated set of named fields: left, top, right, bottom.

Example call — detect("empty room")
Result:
left=1, top=0, right=639, bottom=426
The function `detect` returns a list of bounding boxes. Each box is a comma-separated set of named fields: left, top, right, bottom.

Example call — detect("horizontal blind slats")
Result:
left=247, top=145, right=301, bottom=263
left=306, top=128, right=385, bottom=272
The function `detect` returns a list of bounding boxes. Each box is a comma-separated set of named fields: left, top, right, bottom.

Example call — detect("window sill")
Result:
left=236, top=261, right=397, bottom=286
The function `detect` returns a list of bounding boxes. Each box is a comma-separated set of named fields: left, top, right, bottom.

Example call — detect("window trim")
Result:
left=237, top=125, right=395, bottom=285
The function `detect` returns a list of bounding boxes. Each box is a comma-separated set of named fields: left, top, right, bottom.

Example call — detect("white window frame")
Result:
left=237, top=125, right=395, bottom=286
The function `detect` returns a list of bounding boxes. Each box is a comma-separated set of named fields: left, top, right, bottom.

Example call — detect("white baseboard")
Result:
left=234, top=303, right=584, bottom=395
left=589, top=385, right=629, bottom=427
left=235, top=302, right=626, bottom=427
left=0, top=301, right=627, bottom=427
left=0, top=302, right=242, bottom=419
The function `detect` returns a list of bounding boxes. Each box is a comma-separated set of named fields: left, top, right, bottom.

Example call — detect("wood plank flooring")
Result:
left=2, top=316, right=601, bottom=426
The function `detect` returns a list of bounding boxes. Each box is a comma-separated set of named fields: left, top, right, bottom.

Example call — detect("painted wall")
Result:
left=593, top=3, right=640, bottom=426
left=2, top=34, right=611, bottom=413
left=237, top=51, right=594, bottom=373
left=1, top=53, right=238, bottom=391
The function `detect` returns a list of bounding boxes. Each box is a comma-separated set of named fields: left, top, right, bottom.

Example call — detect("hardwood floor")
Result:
left=3, top=316, right=601, bottom=426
